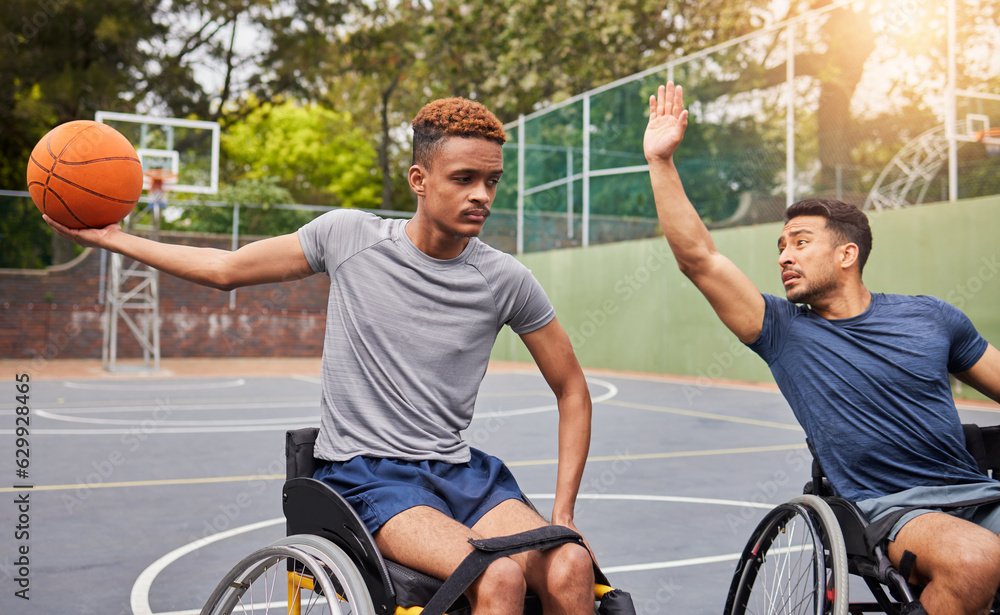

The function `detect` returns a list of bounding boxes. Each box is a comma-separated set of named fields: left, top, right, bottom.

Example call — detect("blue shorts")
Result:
left=856, top=482, right=1000, bottom=542
left=312, top=448, right=524, bottom=534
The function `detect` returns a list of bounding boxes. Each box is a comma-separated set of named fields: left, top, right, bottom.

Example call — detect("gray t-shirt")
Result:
left=297, top=209, right=556, bottom=463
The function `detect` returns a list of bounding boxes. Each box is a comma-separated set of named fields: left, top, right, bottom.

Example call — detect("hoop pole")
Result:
left=786, top=22, right=795, bottom=208
left=516, top=115, right=527, bottom=255
left=946, top=0, right=957, bottom=203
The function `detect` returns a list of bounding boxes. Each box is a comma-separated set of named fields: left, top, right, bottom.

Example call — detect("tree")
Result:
left=1, top=0, right=160, bottom=265
left=0, top=0, right=362, bottom=267
left=222, top=98, right=380, bottom=208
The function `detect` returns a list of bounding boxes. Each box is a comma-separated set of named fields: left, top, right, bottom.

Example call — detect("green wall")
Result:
left=493, top=195, right=1000, bottom=400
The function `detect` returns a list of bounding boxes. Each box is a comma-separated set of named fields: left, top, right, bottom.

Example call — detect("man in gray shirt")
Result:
left=47, top=97, right=595, bottom=614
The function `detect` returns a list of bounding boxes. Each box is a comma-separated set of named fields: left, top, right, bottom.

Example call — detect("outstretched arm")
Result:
left=954, top=343, right=1000, bottom=404
left=519, top=318, right=592, bottom=533
left=44, top=215, right=315, bottom=290
left=644, top=83, right=766, bottom=343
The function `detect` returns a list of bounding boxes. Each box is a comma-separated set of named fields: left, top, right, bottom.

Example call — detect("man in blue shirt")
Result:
left=644, top=82, right=1000, bottom=614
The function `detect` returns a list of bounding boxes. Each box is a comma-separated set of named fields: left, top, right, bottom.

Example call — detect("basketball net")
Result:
left=144, top=168, right=178, bottom=209
left=976, top=128, right=1000, bottom=158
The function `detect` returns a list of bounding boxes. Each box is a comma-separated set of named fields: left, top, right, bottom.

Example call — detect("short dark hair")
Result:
left=785, top=198, right=873, bottom=274
left=411, top=98, right=506, bottom=168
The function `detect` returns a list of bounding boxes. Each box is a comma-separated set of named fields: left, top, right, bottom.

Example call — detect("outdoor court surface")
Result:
left=2, top=359, right=998, bottom=615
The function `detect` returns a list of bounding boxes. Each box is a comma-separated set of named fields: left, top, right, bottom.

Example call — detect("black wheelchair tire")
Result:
left=724, top=494, right=848, bottom=615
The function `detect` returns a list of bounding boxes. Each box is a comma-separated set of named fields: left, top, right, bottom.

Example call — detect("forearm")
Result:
left=648, top=157, right=719, bottom=273
left=100, top=231, right=243, bottom=290
left=551, top=389, right=592, bottom=526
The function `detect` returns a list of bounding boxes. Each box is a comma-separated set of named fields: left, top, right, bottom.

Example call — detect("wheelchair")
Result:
left=724, top=424, right=1000, bottom=615
left=200, top=427, right=634, bottom=615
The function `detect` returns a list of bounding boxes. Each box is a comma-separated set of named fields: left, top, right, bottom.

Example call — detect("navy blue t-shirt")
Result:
left=748, top=292, right=991, bottom=502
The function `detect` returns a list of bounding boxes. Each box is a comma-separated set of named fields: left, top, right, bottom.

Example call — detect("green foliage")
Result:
left=0, top=195, right=53, bottom=269
left=170, top=178, right=316, bottom=237
left=222, top=99, right=380, bottom=208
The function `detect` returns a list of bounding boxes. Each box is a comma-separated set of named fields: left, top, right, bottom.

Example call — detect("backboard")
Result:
left=95, top=111, right=220, bottom=195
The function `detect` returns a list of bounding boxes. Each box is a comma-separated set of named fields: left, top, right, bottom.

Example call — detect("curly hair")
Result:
left=785, top=198, right=873, bottom=274
left=412, top=98, right=506, bottom=167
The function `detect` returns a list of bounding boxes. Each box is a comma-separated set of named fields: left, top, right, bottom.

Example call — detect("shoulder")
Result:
left=298, top=209, right=394, bottom=272
left=465, top=240, right=532, bottom=279
left=876, top=293, right=960, bottom=317
left=761, top=293, right=810, bottom=319
left=304, top=208, right=383, bottom=232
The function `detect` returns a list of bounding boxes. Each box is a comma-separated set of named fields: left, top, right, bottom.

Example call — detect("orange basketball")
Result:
left=27, top=120, right=144, bottom=229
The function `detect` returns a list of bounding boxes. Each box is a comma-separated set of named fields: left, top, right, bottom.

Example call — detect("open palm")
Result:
left=643, top=83, right=689, bottom=163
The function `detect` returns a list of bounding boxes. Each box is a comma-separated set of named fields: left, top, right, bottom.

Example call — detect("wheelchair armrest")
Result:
left=824, top=497, right=871, bottom=557
left=283, top=477, right=396, bottom=614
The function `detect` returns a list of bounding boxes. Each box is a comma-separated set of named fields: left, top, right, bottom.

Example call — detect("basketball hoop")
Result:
left=143, top=168, right=179, bottom=193
left=975, top=128, right=1000, bottom=158
left=143, top=168, right=179, bottom=215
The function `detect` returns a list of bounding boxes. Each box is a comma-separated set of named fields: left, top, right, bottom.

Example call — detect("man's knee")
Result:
left=545, top=543, right=594, bottom=593
left=475, top=557, right=527, bottom=599
left=960, top=534, right=1000, bottom=589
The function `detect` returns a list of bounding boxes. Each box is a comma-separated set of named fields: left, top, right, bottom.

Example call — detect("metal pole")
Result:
left=567, top=149, right=574, bottom=240
left=517, top=115, right=525, bottom=255
left=946, top=0, right=958, bottom=203
left=230, top=202, right=240, bottom=309
left=786, top=22, right=796, bottom=208
left=582, top=95, right=591, bottom=248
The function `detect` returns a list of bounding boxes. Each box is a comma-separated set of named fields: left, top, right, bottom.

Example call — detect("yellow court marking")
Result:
left=601, top=399, right=803, bottom=431
left=0, top=444, right=808, bottom=493
left=507, top=443, right=807, bottom=467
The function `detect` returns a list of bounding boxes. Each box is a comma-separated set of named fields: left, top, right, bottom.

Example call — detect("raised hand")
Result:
left=643, top=82, right=689, bottom=164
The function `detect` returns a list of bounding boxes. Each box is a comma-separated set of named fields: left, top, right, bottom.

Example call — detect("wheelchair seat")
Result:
left=285, top=427, right=496, bottom=615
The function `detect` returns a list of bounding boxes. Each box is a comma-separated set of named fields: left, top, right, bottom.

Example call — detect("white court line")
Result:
left=133, top=493, right=777, bottom=615
left=34, top=409, right=316, bottom=427
left=131, top=517, right=284, bottom=615
left=0, top=423, right=316, bottom=436
left=63, top=379, right=246, bottom=391
left=600, top=545, right=808, bottom=573
left=23, top=400, right=317, bottom=415
left=472, top=378, right=618, bottom=418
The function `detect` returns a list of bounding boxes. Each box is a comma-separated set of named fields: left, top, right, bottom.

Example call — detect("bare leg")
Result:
left=473, top=499, right=594, bottom=615
left=375, top=505, right=525, bottom=615
left=888, top=512, right=1000, bottom=615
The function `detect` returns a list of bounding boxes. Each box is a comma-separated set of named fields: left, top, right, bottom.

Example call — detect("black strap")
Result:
left=419, top=525, right=585, bottom=615
left=897, top=550, right=917, bottom=582
left=864, top=493, right=1000, bottom=550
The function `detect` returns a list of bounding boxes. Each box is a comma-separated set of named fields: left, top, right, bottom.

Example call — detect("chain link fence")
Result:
left=498, top=0, right=1000, bottom=253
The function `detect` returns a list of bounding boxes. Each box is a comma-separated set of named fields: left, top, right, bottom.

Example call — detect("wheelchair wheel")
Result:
left=725, top=495, right=848, bottom=615
left=201, top=535, right=375, bottom=615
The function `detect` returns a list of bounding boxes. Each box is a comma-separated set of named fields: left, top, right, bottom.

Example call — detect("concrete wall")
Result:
left=492, top=195, right=1000, bottom=400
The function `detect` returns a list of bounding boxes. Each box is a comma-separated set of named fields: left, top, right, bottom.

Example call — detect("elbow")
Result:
left=197, top=274, right=237, bottom=292
left=207, top=265, right=242, bottom=291
left=211, top=272, right=241, bottom=292
left=676, top=257, right=703, bottom=280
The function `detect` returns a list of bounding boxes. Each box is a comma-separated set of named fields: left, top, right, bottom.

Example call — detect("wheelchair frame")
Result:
left=200, top=427, right=627, bottom=615
left=724, top=424, right=1000, bottom=615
